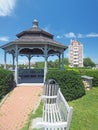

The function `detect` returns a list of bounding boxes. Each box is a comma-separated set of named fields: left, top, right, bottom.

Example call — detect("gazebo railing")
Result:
left=19, top=69, right=44, bottom=78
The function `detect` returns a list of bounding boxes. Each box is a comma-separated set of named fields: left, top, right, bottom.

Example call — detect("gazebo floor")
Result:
left=19, top=76, right=44, bottom=83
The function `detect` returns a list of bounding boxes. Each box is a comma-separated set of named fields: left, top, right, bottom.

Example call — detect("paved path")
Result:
left=0, top=84, right=43, bottom=130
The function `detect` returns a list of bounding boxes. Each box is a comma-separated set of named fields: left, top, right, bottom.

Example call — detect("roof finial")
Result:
left=33, top=19, right=38, bottom=28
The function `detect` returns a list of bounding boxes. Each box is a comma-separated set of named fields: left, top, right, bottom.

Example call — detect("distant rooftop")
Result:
left=70, top=40, right=81, bottom=45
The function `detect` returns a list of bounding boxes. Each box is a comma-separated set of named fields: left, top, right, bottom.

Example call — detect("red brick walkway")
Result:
left=0, top=84, right=43, bottom=130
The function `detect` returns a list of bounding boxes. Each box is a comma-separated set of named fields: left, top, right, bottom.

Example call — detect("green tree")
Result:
left=64, top=58, right=69, bottom=66
left=33, top=58, right=69, bottom=69
left=55, top=58, right=69, bottom=67
left=83, top=57, right=95, bottom=67
left=48, top=61, right=55, bottom=68
left=34, top=62, right=44, bottom=68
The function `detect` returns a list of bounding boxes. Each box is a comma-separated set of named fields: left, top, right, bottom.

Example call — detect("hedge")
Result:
left=0, top=69, right=14, bottom=99
left=46, top=70, right=85, bottom=101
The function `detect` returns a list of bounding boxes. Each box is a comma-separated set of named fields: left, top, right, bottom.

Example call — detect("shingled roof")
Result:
left=16, top=20, right=53, bottom=39
left=1, top=20, right=67, bottom=50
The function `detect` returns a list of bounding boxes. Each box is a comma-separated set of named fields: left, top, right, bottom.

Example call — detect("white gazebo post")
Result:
left=62, top=50, right=64, bottom=70
left=44, top=45, right=48, bottom=82
left=4, top=50, right=7, bottom=69
left=12, top=53, right=15, bottom=70
left=58, top=53, right=61, bottom=69
left=15, top=45, right=18, bottom=84
left=28, top=54, right=31, bottom=69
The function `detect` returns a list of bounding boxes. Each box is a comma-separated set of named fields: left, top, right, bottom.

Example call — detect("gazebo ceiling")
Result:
left=1, top=20, right=68, bottom=55
left=19, top=48, right=43, bottom=55
left=19, top=48, right=59, bottom=56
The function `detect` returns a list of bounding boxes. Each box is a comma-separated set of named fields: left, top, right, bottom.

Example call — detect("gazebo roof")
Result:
left=16, top=20, right=53, bottom=39
left=1, top=20, right=67, bottom=50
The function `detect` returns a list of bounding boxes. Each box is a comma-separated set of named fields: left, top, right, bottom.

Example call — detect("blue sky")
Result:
left=0, top=0, right=98, bottom=64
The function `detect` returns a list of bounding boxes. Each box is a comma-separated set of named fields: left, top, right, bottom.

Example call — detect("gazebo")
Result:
left=1, top=20, right=68, bottom=84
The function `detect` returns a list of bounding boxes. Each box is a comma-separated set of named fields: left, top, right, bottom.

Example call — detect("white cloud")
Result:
left=77, top=33, right=98, bottom=38
left=64, top=32, right=76, bottom=38
left=77, top=33, right=84, bottom=38
left=0, top=36, right=9, bottom=42
left=0, top=0, right=17, bottom=16
left=86, top=33, right=98, bottom=38
left=56, top=35, right=63, bottom=39
left=56, top=32, right=98, bottom=39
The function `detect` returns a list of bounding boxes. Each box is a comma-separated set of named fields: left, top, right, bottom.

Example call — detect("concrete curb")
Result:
left=17, top=83, right=44, bottom=87
left=0, top=93, right=10, bottom=107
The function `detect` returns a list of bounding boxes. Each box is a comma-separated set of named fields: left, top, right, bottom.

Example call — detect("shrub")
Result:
left=0, top=69, right=14, bottom=99
left=46, top=70, right=85, bottom=101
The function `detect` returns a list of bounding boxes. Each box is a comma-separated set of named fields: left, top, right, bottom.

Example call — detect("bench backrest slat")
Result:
left=43, top=83, right=59, bottom=96
left=43, top=82, right=59, bottom=104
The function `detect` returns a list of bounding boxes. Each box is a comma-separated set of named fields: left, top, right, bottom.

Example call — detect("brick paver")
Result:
left=0, top=84, right=43, bottom=130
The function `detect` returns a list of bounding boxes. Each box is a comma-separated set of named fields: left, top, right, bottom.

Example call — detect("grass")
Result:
left=20, top=87, right=98, bottom=130
left=69, top=87, right=98, bottom=130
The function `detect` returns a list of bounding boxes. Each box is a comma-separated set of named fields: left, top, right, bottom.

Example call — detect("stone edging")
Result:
left=0, top=93, right=10, bottom=107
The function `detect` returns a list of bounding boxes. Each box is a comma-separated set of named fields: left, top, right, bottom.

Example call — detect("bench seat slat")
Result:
left=55, top=104, right=63, bottom=122
left=50, top=104, right=54, bottom=123
left=54, top=104, right=61, bottom=122
left=43, top=104, right=63, bottom=123
left=48, top=106, right=50, bottom=123
left=50, top=104, right=59, bottom=123
left=43, top=104, right=47, bottom=122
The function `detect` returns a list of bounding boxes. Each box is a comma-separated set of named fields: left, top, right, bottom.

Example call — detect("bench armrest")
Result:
left=42, top=95, right=57, bottom=99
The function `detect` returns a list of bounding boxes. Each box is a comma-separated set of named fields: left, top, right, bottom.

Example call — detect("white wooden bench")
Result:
left=33, top=80, right=73, bottom=130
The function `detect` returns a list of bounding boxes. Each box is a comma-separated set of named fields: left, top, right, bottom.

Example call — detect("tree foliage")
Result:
left=33, top=58, right=69, bottom=69
left=83, top=57, right=95, bottom=67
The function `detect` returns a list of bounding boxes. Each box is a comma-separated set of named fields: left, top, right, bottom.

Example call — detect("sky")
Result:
left=0, top=0, right=98, bottom=64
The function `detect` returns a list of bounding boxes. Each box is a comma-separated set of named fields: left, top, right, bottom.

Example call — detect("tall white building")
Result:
left=69, top=40, right=83, bottom=67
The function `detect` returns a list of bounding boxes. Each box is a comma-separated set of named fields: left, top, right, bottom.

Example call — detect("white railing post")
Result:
left=44, top=45, right=48, bottom=82
left=15, top=45, right=18, bottom=85
left=4, top=50, right=7, bottom=69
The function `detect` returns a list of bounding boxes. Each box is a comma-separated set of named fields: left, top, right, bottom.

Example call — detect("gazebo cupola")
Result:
left=32, top=19, right=38, bottom=28
left=1, top=20, right=68, bottom=84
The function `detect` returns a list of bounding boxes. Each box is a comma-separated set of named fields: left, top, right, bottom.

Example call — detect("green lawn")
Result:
left=21, top=87, right=98, bottom=130
left=69, top=87, right=98, bottom=130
